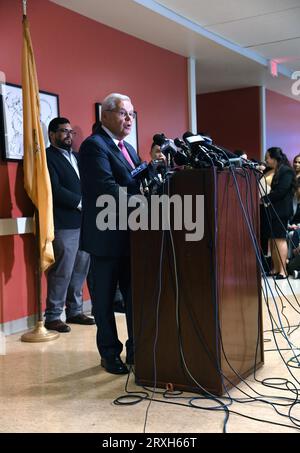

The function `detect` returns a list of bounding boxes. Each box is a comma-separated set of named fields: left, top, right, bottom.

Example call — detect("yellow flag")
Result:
left=22, top=15, right=55, bottom=272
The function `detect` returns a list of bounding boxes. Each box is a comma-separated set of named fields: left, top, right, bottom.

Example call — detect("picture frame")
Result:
left=95, top=102, right=139, bottom=154
left=0, top=82, right=60, bottom=161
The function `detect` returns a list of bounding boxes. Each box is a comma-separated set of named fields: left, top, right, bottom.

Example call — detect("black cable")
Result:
left=167, top=167, right=300, bottom=430
left=166, top=165, right=300, bottom=431
left=166, top=169, right=231, bottom=433
left=115, top=372, right=300, bottom=432
left=113, top=164, right=300, bottom=433
left=214, top=167, right=295, bottom=428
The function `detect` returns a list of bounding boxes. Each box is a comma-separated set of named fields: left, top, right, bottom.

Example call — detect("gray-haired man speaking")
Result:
left=79, top=94, right=141, bottom=374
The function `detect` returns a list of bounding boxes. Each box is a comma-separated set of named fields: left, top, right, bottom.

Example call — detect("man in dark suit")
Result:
left=79, top=94, right=141, bottom=374
left=44, top=117, right=95, bottom=332
left=87, top=122, right=125, bottom=314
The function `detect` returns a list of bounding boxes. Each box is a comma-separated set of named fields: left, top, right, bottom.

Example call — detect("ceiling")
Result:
left=51, top=0, right=300, bottom=100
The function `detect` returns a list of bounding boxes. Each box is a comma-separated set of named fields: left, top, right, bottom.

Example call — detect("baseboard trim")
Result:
left=0, top=300, right=92, bottom=335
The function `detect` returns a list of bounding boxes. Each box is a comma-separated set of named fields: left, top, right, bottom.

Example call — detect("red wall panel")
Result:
left=266, top=89, right=300, bottom=162
left=197, top=87, right=262, bottom=161
left=0, top=0, right=188, bottom=323
left=0, top=235, right=36, bottom=323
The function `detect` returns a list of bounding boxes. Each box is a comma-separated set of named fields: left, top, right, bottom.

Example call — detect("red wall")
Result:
left=197, top=87, right=262, bottom=160
left=266, top=89, right=300, bottom=162
left=0, top=0, right=188, bottom=323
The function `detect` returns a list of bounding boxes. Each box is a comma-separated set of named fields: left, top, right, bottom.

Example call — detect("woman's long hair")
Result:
left=268, top=147, right=296, bottom=192
left=293, top=154, right=300, bottom=177
left=293, top=154, right=300, bottom=164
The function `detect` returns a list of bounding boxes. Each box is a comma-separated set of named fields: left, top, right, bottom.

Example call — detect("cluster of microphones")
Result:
left=131, top=131, right=263, bottom=195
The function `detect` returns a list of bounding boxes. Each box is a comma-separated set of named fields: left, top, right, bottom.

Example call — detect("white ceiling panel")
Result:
left=252, top=38, right=300, bottom=66
left=207, top=8, right=300, bottom=48
left=195, top=43, right=293, bottom=93
left=156, top=0, right=300, bottom=26
left=50, top=0, right=300, bottom=100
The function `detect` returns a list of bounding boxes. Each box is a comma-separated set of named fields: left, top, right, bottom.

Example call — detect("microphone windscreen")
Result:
left=201, top=136, right=213, bottom=145
left=152, top=134, right=166, bottom=146
left=131, top=161, right=148, bottom=178
left=182, top=131, right=194, bottom=141
left=174, top=138, right=184, bottom=147
left=174, top=152, right=188, bottom=166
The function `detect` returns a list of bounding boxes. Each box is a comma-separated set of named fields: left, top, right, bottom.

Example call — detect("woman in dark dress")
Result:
left=261, top=147, right=295, bottom=279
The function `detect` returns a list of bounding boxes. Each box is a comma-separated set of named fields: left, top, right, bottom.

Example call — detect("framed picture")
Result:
left=0, top=82, right=60, bottom=161
left=95, top=102, right=139, bottom=153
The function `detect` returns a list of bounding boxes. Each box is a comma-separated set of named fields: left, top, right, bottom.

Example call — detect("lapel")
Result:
left=97, top=128, right=136, bottom=173
left=50, top=146, right=80, bottom=180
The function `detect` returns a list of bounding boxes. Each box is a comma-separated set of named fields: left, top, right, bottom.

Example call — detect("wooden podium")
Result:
left=131, top=168, right=264, bottom=396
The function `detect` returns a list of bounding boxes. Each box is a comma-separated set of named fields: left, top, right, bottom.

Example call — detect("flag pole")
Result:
left=20, top=2, right=58, bottom=342
left=21, top=210, right=59, bottom=342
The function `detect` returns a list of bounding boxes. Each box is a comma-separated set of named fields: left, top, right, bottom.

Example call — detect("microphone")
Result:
left=152, top=158, right=167, bottom=174
left=153, top=133, right=186, bottom=167
left=152, top=133, right=166, bottom=146
left=183, top=131, right=236, bottom=160
left=240, top=158, right=266, bottom=171
left=250, top=158, right=266, bottom=166
left=150, top=159, right=167, bottom=184
left=199, top=145, right=226, bottom=169
left=205, top=143, right=237, bottom=159
left=153, top=133, right=176, bottom=155
left=173, top=150, right=189, bottom=166
left=183, top=131, right=211, bottom=151
left=131, top=161, right=150, bottom=194
left=182, top=131, right=194, bottom=142
left=173, top=138, right=190, bottom=166
left=182, top=131, right=205, bottom=155
left=174, top=137, right=191, bottom=155
left=198, top=132, right=213, bottom=145
left=183, top=132, right=231, bottom=169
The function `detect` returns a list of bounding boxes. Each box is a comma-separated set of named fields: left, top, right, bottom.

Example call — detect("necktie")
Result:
left=118, top=141, right=135, bottom=169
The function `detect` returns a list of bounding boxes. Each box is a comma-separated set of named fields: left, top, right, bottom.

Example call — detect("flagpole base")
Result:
left=21, top=321, right=59, bottom=342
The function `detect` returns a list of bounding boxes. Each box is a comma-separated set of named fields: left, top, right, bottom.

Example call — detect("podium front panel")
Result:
left=131, top=169, right=263, bottom=395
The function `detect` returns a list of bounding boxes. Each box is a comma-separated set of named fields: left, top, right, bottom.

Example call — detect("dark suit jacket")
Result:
left=78, top=127, right=141, bottom=257
left=46, top=145, right=82, bottom=229
left=261, top=164, right=294, bottom=219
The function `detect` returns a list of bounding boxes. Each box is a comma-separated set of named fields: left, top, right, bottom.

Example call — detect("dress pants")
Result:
left=90, top=255, right=133, bottom=359
left=45, top=229, right=90, bottom=322
left=86, top=268, right=125, bottom=314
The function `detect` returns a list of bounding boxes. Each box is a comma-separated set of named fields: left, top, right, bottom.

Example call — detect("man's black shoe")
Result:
left=101, top=356, right=129, bottom=374
left=44, top=320, right=71, bottom=333
left=66, top=313, right=95, bottom=325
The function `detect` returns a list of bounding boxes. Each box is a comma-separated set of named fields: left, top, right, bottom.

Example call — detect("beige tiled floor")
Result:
left=1, top=278, right=300, bottom=433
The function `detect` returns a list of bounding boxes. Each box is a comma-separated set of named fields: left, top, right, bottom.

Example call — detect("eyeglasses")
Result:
left=56, top=128, right=77, bottom=136
left=104, top=109, right=136, bottom=120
